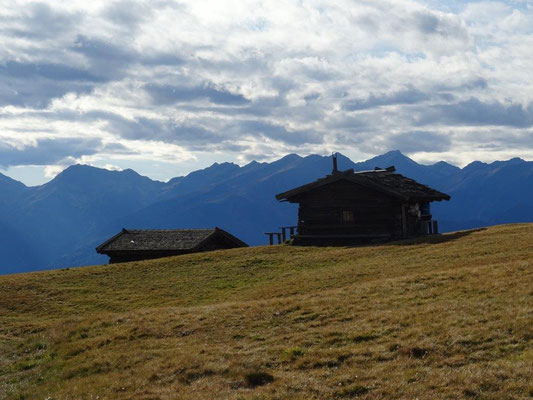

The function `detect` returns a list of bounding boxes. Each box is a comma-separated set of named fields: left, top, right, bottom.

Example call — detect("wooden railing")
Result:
left=265, top=225, right=297, bottom=245
left=421, top=219, right=439, bottom=235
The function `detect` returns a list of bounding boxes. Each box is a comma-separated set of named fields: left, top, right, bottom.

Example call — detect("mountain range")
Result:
left=1, top=150, right=532, bottom=274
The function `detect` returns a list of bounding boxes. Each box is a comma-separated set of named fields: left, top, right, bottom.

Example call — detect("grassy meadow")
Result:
left=1, top=224, right=532, bottom=399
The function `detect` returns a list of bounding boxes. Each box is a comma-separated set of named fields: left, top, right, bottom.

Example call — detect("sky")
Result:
left=1, top=0, right=533, bottom=186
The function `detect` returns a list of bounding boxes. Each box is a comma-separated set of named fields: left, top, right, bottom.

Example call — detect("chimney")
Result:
left=332, top=153, right=338, bottom=174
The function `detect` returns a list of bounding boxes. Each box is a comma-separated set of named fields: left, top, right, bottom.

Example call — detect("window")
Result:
left=342, top=210, right=354, bottom=223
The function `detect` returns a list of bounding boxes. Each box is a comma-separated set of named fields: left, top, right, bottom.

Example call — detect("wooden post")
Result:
left=432, top=220, right=439, bottom=235
left=276, top=233, right=282, bottom=244
left=428, top=220, right=433, bottom=235
left=280, top=227, right=287, bottom=242
left=265, top=233, right=274, bottom=245
left=289, top=226, right=295, bottom=238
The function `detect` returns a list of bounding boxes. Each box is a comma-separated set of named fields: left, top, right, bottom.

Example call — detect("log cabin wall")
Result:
left=292, top=180, right=404, bottom=238
left=107, top=250, right=188, bottom=264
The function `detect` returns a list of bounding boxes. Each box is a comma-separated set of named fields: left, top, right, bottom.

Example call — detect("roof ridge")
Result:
left=276, top=168, right=450, bottom=202
left=95, top=227, right=238, bottom=253
left=126, top=228, right=216, bottom=232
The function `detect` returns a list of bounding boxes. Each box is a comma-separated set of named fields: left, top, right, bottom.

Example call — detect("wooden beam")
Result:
left=264, top=233, right=274, bottom=245
left=279, top=227, right=287, bottom=242
left=432, top=220, right=439, bottom=235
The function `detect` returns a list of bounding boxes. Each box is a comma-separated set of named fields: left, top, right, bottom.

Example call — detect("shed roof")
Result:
left=276, top=168, right=450, bottom=202
left=96, top=227, right=247, bottom=253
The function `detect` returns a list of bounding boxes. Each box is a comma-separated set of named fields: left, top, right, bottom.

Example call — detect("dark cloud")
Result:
left=106, top=115, right=220, bottom=145
left=170, top=89, right=292, bottom=118
left=0, top=61, right=104, bottom=82
left=0, top=138, right=102, bottom=167
left=387, top=130, right=452, bottom=153
left=239, top=120, right=322, bottom=145
left=73, top=35, right=134, bottom=63
left=71, top=35, right=136, bottom=79
left=1, top=3, right=82, bottom=39
left=0, top=37, right=184, bottom=108
left=455, top=129, right=533, bottom=150
left=343, top=87, right=430, bottom=111
left=0, top=72, right=95, bottom=109
left=145, top=83, right=249, bottom=106
left=418, top=98, right=533, bottom=127
left=0, top=59, right=108, bottom=109
left=412, top=11, right=468, bottom=41
left=101, top=142, right=136, bottom=154
left=304, top=93, right=321, bottom=102
left=434, top=77, right=488, bottom=93
left=104, top=112, right=321, bottom=148
left=417, top=13, right=440, bottom=34
left=102, top=0, right=152, bottom=31
left=72, top=35, right=184, bottom=78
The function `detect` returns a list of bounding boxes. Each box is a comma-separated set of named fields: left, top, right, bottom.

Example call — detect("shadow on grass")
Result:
left=290, top=228, right=487, bottom=248
left=390, top=228, right=487, bottom=246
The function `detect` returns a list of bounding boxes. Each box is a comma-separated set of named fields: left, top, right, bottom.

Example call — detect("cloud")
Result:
left=145, top=83, right=249, bottom=106
left=238, top=120, right=322, bottom=145
left=0, top=60, right=103, bottom=108
left=386, top=130, right=452, bottom=153
left=105, top=115, right=221, bottom=145
left=413, top=10, right=467, bottom=40
left=0, top=0, right=532, bottom=183
left=0, top=61, right=103, bottom=82
left=343, top=86, right=430, bottom=111
left=105, top=113, right=321, bottom=149
left=0, top=138, right=103, bottom=168
left=418, top=98, right=533, bottom=127
left=102, top=0, right=152, bottom=32
left=0, top=2, right=82, bottom=39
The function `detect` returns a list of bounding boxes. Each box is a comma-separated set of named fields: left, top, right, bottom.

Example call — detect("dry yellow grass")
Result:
left=1, top=224, right=532, bottom=399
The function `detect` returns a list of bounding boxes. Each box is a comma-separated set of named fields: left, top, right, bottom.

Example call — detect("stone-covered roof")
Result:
left=96, top=228, right=247, bottom=253
left=276, top=168, right=450, bottom=202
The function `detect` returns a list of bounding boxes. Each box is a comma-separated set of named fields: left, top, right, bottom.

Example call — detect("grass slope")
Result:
left=1, top=224, right=532, bottom=399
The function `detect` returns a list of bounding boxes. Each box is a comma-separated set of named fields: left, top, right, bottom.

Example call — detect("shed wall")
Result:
left=294, top=180, right=403, bottom=238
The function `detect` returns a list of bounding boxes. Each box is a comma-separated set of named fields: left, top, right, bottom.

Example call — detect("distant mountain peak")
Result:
left=383, top=150, right=406, bottom=157
left=463, top=160, right=487, bottom=171
left=354, top=150, right=418, bottom=171
left=434, top=161, right=453, bottom=166
left=206, top=161, right=239, bottom=169
left=507, top=157, right=525, bottom=164
left=433, top=160, right=460, bottom=172
left=270, top=153, right=303, bottom=169
left=278, top=153, right=302, bottom=162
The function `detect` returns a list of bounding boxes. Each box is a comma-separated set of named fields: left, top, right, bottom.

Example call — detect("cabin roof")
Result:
left=275, top=168, right=451, bottom=202
left=96, top=227, right=247, bottom=253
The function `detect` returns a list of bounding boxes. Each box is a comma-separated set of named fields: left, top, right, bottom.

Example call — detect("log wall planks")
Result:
left=294, top=180, right=412, bottom=241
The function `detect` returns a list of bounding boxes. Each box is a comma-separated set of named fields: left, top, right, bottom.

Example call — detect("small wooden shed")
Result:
left=96, top=227, right=248, bottom=263
left=275, top=157, right=450, bottom=245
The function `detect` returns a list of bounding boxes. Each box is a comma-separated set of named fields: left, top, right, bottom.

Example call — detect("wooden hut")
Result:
left=275, top=156, right=450, bottom=245
left=96, top=227, right=247, bottom=263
